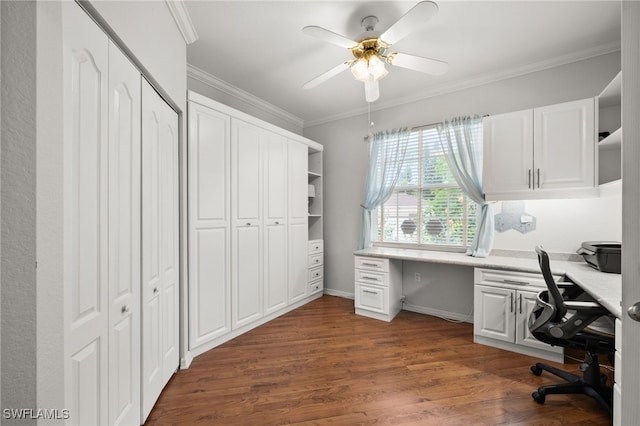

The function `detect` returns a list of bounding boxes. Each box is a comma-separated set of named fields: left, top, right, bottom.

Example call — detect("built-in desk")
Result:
left=354, top=246, right=622, bottom=318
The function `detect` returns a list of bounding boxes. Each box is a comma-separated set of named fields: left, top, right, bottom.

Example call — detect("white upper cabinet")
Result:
left=483, top=97, right=597, bottom=200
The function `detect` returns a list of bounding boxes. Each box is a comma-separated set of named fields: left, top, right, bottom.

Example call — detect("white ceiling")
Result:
left=185, top=1, right=621, bottom=127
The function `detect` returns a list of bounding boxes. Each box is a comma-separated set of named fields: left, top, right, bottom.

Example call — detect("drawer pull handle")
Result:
left=361, top=276, right=379, bottom=281
left=362, top=262, right=380, bottom=267
left=519, top=294, right=523, bottom=314
left=363, top=289, right=378, bottom=295
left=503, top=279, right=528, bottom=286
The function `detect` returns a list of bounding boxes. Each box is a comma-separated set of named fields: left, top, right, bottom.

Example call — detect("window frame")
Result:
left=371, top=124, right=476, bottom=251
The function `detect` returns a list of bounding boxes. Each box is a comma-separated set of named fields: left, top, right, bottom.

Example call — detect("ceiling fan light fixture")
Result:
left=364, top=75, right=380, bottom=103
left=351, top=58, right=370, bottom=81
left=368, top=55, right=388, bottom=81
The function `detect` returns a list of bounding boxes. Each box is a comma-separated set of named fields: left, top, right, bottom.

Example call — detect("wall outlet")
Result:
left=414, top=272, right=421, bottom=282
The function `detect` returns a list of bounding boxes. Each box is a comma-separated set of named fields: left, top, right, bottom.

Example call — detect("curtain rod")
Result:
left=363, top=114, right=490, bottom=143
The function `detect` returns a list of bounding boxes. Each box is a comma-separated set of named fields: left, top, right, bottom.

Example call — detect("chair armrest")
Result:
left=564, top=300, right=608, bottom=312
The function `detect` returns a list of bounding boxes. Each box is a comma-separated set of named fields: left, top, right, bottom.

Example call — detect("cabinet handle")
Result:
left=510, top=293, right=514, bottom=313
left=361, top=276, right=379, bottom=281
left=315, top=259, right=320, bottom=263
left=362, top=262, right=380, bottom=268
left=528, top=169, right=532, bottom=189
left=503, top=279, right=528, bottom=286
left=537, top=168, right=540, bottom=188
left=363, top=289, right=378, bottom=295
left=153, top=287, right=159, bottom=294
left=246, top=222, right=251, bottom=226
left=519, top=294, right=523, bottom=314
left=121, top=305, right=130, bottom=314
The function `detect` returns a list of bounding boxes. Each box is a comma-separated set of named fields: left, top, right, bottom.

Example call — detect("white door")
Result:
left=473, top=285, right=515, bottom=343
left=621, top=3, right=640, bottom=424
left=231, top=120, right=263, bottom=328
left=534, top=98, right=595, bottom=192
left=107, top=42, right=141, bottom=426
left=141, top=79, right=179, bottom=421
left=62, top=5, right=109, bottom=425
left=264, top=132, right=288, bottom=314
left=482, top=109, right=534, bottom=198
left=288, top=141, right=309, bottom=303
left=188, top=103, right=231, bottom=348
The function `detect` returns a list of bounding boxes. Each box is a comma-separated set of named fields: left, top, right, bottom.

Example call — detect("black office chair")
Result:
left=528, top=246, right=615, bottom=416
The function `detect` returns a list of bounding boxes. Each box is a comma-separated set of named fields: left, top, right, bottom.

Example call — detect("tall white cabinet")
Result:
left=63, top=4, right=179, bottom=424
left=187, top=92, right=323, bottom=358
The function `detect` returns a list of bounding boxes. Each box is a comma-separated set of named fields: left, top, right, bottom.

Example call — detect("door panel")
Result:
left=474, top=285, right=514, bottom=343
left=141, top=79, right=179, bottom=421
left=63, top=4, right=109, bottom=424
left=483, top=110, right=534, bottom=196
left=233, top=226, right=262, bottom=328
left=534, top=98, right=595, bottom=191
left=265, top=224, right=287, bottom=314
left=107, top=42, right=141, bottom=426
left=288, top=222, right=308, bottom=304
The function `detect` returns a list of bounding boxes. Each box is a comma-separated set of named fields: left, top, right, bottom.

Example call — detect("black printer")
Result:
left=576, top=241, right=621, bottom=274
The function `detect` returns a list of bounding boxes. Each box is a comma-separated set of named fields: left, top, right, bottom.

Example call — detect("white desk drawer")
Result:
left=474, top=268, right=561, bottom=290
left=308, top=240, right=323, bottom=254
left=355, top=283, right=388, bottom=315
left=308, top=266, right=323, bottom=282
left=354, top=256, right=389, bottom=272
left=355, top=269, right=388, bottom=286
left=309, top=253, right=323, bottom=267
left=310, top=280, right=323, bottom=294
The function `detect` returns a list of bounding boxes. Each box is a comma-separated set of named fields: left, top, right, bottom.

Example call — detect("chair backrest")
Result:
left=535, top=246, right=566, bottom=322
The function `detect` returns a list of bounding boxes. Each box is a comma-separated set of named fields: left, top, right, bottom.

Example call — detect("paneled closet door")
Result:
left=141, top=79, right=180, bottom=421
left=231, top=120, right=263, bottom=329
left=107, top=43, right=141, bottom=426
left=288, top=140, right=309, bottom=304
left=62, top=4, right=109, bottom=425
left=263, top=131, right=288, bottom=315
left=188, top=103, right=232, bottom=349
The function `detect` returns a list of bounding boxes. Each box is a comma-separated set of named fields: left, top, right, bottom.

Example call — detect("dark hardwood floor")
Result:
left=145, top=296, right=611, bottom=425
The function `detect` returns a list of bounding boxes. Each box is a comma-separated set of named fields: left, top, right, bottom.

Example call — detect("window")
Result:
left=372, top=125, right=477, bottom=248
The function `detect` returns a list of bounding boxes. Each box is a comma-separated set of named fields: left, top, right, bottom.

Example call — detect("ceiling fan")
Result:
left=302, top=1, right=448, bottom=103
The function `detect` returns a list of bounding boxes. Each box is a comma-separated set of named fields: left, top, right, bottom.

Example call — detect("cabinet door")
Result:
left=483, top=110, right=534, bottom=199
left=515, top=289, right=562, bottom=353
left=473, top=285, right=515, bottom=343
left=534, top=98, right=596, bottom=192
left=264, top=132, right=288, bottom=314
left=288, top=140, right=308, bottom=223
left=288, top=221, right=308, bottom=303
left=107, top=42, right=141, bottom=426
left=231, top=120, right=263, bottom=328
left=141, top=79, right=179, bottom=421
left=62, top=4, right=110, bottom=425
left=188, top=104, right=231, bottom=348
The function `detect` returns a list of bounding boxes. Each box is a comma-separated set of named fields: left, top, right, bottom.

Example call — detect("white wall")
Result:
left=304, top=52, right=621, bottom=317
left=1, top=2, right=38, bottom=421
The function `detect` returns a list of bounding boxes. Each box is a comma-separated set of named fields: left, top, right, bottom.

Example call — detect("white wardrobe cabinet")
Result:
left=141, top=79, right=180, bottom=422
left=187, top=91, right=322, bottom=358
left=63, top=4, right=179, bottom=425
left=483, top=97, right=597, bottom=200
left=63, top=5, right=142, bottom=425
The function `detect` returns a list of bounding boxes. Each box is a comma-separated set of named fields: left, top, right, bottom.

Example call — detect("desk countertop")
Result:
left=354, top=247, right=622, bottom=318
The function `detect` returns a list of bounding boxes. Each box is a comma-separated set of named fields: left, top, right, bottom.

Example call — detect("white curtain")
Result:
left=438, top=116, right=494, bottom=257
left=358, top=128, right=410, bottom=249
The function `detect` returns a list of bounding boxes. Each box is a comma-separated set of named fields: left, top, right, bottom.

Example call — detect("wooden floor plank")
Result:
left=145, top=296, right=611, bottom=425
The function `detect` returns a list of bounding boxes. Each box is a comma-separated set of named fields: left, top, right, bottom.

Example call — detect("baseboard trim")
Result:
left=323, top=288, right=354, bottom=299
left=402, top=302, right=474, bottom=324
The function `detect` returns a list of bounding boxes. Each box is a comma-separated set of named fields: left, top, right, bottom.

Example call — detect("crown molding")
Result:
left=303, top=41, right=621, bottom=128
left=165, top=0, right=198, bottom=45
left=187, top=64, right=305, bottom=130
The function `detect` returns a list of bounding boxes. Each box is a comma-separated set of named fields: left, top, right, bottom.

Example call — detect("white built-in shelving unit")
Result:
left=598, top=71, right=622, bottom=184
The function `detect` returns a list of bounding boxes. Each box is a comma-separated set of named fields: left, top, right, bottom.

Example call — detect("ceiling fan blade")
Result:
left=303, top=62, right=350, bottom=90
left=380, top=1, right=439, bottom=45
left=390, top=52, right=448, bottom=75
left=303, top=26, right=358, bottom=49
